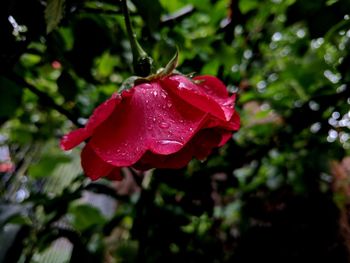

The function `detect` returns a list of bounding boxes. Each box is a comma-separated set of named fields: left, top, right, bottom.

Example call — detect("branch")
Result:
left=160, top=5, right=195, bottom=26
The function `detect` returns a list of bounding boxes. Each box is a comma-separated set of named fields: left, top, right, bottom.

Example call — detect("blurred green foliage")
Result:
left=1, top=0, right=350, bottom=262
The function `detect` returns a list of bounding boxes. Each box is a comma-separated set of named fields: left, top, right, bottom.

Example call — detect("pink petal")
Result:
left=205, top=110, right=240, bottom=131
left=193, top=75, right=237, bottom=121
left=134, top=128, right=228, bottom=170
left=163, top=75, right=235, bottom=121
left=133, top=150, right=192, bottom=170
left=60, top=94, right=121, bottom=150
left=81, top=143, right=114, bottom=181
left=162, top=75, right=225, bottom=120
left=193, top=75, right=229, bottom=98
left=106, top=168, right=123, bottom=181
left=89, top=81, right=208, bottom=167
left=60, top=129, right=90, bottom=151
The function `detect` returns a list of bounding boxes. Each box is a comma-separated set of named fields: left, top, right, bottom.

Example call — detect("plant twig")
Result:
left=120, top=0, right=153, bottom=76
left=160, top=5, right=195, bottom=26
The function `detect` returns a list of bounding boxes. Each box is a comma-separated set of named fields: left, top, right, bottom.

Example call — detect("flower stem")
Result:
left=120, top=0, right=153, bottom=77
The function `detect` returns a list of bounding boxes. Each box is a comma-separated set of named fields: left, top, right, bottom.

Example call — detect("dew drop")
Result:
left=189, top=127, right=193, bottom=132
left=152, top=117, right=156, bottom=122
left=178, top=82, right=188, bottom=89
left=158, top=139, right=183, bottom=146
left=159, top=122, right=170, bottom=129
left=147, top=125, right=152, bottom=130
left=106, top=160, right=113, bottom=164
left=161, top=91, right=167, bottom=99
left=153, top=90, right=158, bottom=97
left=167, top=102, right=173, bottom=108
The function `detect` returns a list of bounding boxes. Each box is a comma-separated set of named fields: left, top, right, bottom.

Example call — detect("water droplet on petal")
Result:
left=153, top=90, right=158, bottom=97
left=189, top=127, right=193, bottom=132
left=152, top=117, right=156, bottom=122
left=147, top=125, right=153, bottom=130
left=159, top=122, right=170, bottom=129
left=178, top=82, right=187, bottom=89
left=167, top=102, right=172, bottom=108
left=179, top=119, right=184, bottom=123
left=107, top=160, right=113, bottom=163
left=158, top=139, right=183, bottom=146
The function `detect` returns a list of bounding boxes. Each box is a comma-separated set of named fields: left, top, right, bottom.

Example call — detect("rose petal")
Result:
left=163, top=75, right=225, bottom=120
left=134, top=128, right=226, bottom=170
left=163, top=75, right=234, bottom=121
left=60, top=94, right=121, bottom=150
left=133, top=149, right=192, bottom=170
left=81, top=143, right=114, bottom=181
left=205, top=110, right=240, bottom=131
left=193, top=75, right=237, bottom=121
left=106, top=168, right=123, bottom=181
left=60, top=129, right=90, bottom=151
left=89, top=81, right=208, bottom=166
left=193, top=75, right=229, bottom=98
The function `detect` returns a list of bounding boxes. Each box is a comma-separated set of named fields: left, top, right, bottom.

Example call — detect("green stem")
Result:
left=120, top=0, right=153, bottom=77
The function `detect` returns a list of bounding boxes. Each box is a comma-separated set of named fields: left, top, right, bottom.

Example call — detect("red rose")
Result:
left=60, top=74, right=240, bottom=181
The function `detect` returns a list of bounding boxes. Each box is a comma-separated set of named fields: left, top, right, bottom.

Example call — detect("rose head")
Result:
left=60, top=74, right=240, bottom=181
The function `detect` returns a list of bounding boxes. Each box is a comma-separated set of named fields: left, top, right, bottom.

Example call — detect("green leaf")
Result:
left=68, top=204, right=106, bottom=231
left=28, top=153, right=71, bottom=179
left=96, top=52, right=120, bottom=79
left=0, top=76, right=23, bottom=120
left=239, top=0, right=259, bottom=14
left=45, top=0, right=65, bottom=33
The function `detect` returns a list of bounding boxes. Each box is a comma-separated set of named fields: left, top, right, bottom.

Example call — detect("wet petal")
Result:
left=81, top=143, right=114, bottom=181
left=60, top=129, right=90, bottom=151
left=193, top=75, right=229, bottom=98
left=134, top=128, right=226, bottom=170
left=163, top=75, right=235, bottom=121
left=106, top=168, right=123, bottom=181
left=193, top=75, right=237, bottom=121
left=60, top=94, right=121, bottom=150
left=162, top=75, right=225, bottom=120
left=90, top=81, right=208, bottom=166
left=205, top=110, right=240, bottom=131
